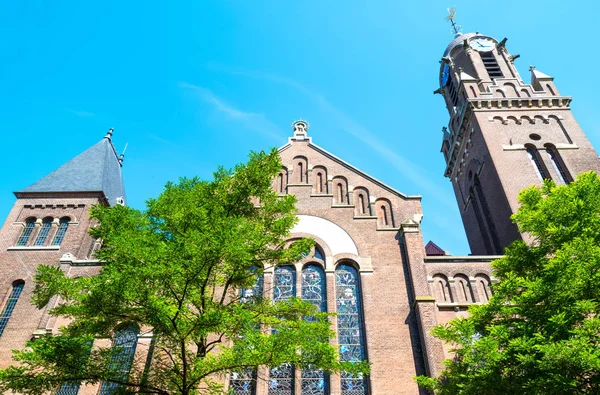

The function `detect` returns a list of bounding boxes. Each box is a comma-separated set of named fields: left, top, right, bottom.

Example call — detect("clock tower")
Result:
left=437, top=31, right=600, bottom=255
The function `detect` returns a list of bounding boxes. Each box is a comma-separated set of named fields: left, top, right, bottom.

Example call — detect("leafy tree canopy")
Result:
left=417, top=171, right=600, bottom=394
left=0, top=149, right=366, bottom=394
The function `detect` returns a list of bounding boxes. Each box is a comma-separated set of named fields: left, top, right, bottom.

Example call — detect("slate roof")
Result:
left=18, top=136, right=126, bottom=206
left=425, top=240, right=446, bottom=256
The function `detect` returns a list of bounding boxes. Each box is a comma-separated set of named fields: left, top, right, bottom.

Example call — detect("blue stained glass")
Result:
left=55, top=381, right=81, bottom=395
left=229, top=268, right=262, bottom=394
left=16, top=219, right=35, bottom=246
left=99, top=325, right=139, bottom=395
left=52, top=217, right=69, bottom=246
left=34, top=218, right=53, bottom=246
left=314, top=247, right=324, bottom=261
left=269, top=266, right=296, bottom=394
left=301, top=264, right=328, bottom=394
left=336, top=264, right=367, bottom=394
left=0, top=282, right=24, bottom=336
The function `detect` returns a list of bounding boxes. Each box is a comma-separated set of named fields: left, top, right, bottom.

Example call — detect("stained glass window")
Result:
left=16, top=218, right=35, bottom=246
left=230, top=268, right=263, bottom=394
left=269, top=266, right=296, bottom=394
left=0, top=281, right=24, bottom=336
left=55, top=381, right=81, bottom=395
left=51, top=217, right=70, bottom=246
left=314, top=247, right=324, bottom=261
left=99, top=325, right=139, bottom=395
left=301, top=264, right=328, bottom=394
left=34, top=217, right=53, bottom=246
left=336, top=264, right=367, bottom=394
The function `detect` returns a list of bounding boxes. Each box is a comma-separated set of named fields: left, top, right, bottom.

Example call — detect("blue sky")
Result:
left=1, top=0, right=598, bottom=255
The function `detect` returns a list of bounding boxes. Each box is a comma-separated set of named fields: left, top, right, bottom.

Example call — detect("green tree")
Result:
left=417, top=171, right=600, bottom=394
left=0, top=149, right=366, bottom=395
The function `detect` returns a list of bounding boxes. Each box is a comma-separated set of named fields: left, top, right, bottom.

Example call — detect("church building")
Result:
left=0, top=29, right=597, bottom=395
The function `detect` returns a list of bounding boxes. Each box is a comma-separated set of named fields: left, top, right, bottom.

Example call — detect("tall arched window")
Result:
left=52, top=217, right=70, bottom=246
left=230, top=267, right=263, bottom=395
left=525, top=145, right=551, bottom=181
left=16, top=218, right=35, bottom=246
left=301, top=265, right=328, bottom=394
left=0, top=281, right=24, bottom=336
left=336, top=264, right=367, bottom=394
left=34, top=217, right=53, bottom=246
left=545, top=144, right=572, bottom=184
left=269, top=266, right=297, bottom=394
left=99, top=325, right=140, bottom=395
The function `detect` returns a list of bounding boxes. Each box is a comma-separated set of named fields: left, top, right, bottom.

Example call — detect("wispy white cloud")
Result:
left=178, top=82, right=283, bottom=143
left=206, top=66, right=454, bottom=208
left=66, top=109, right=96, bottom=117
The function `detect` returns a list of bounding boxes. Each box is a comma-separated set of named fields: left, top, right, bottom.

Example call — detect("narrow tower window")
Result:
left=525, top=145, right=551, bottom=181
left=16, top=218, right=35, bottom=246
left=336, top=264, right=368, bottom=394
left=446, top=78, right=459, bottom=106
left=545, top=144, right=572, bottom=184
left=99, top=325, right=140, bottom=395
left=34, top=217, right=53, bottom=246
left=301, top=265, right=328, bottom=394
left=269, top=266, right=297, bottom=394
left=51, top=217, right=70, bottom=246
left=480, top=51, right=503, bottom=78
left=0, top=281, right=25, bottom=336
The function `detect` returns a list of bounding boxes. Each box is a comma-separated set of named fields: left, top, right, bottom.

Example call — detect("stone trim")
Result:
left=7, top=246, right=60, bottom=251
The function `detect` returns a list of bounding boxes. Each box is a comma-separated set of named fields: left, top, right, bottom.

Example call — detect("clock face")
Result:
left=441, top=64, right=450, bottom=86
left=470, top=37, right=496, bottom=52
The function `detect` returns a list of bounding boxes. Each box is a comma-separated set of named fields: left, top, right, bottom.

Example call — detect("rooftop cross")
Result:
left=445, top=6, right=462, bottom=36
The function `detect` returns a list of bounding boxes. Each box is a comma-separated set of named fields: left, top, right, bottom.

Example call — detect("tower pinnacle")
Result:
left=105, top=127, right=114, bottom=140
left=291, top=120, right=310, bottom=140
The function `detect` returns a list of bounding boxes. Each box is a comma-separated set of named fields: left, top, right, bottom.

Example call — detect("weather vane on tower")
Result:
left=445, top=6, right=462, bottom=36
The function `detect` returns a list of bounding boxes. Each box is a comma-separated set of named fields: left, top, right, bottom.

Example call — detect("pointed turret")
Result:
left=529, top=65, right=559, bottom=95
left=16, top=129, right=126, bottom=206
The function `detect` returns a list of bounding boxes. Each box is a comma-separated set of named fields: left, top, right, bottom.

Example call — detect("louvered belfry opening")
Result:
left=480, top=51, right=503, bottom=78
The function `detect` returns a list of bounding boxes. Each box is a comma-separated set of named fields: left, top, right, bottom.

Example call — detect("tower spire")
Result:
left=104, top=127, right=114, bottom=140
left=445, top=6, right=462, bottom=36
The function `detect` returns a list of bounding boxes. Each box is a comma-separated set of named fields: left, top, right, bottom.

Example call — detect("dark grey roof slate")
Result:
left=20, top=137, right=126, bottom=206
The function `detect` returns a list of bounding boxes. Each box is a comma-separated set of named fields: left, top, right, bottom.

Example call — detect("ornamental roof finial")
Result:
left=445, top=6, right=462, bottom=37
left=104, top=127, right=114, bottom=140
left=291, top=120, right=310, bottom=140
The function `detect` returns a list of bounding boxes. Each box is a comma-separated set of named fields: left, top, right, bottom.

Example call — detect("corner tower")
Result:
left=437, top=32, right=600, bottom=255
left=0, top=129, right=126, bottom=366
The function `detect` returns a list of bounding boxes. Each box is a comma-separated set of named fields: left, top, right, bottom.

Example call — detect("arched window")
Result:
left=294, top=156, right=308, bottom=184
left=376, top=199, right=394, bottom=228
left=274, top=167, right=288, bottom=194
left=353, top=188, right=371, bottom=217
left=0, top=281, right=24, bottom=336
left=52, top=217, right=70, bottom=246
left=336, top=264, right=368, bottom=394
left=55, top=340, right=93, bottom=395
left=454, top=274, right=474, bottom=303
left=301, top=265, right=328, bottom=394
left=475, top=274, right=493, bottom=303
left=269, top=266, right=296, bottom=394
left=525, top=144, right=551, bottom=182
left=545, top=144, right=572, bottom=184
left=16, top=218, right=35, bottom=246
left=312, top=166, right=328, bottom=194
left=99, top=325, right=140, bottom=395
left=34, top=217, right=53, bottom=246
left=432, top=274, right=452, bottom=303
left=332, top=177, right=349, bottom=205
left=230, top=267, right=263, bottom=394
left=314, top=246, right=325, bottom=261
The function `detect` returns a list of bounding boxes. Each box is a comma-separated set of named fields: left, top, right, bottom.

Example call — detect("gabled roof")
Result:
left=17, top=134, right=126, bottom=206
left=425, top=240, right=446, bottom=256
left=279, top=121, right=420, bottom=200
left=531, top=68, right=553, bottom=80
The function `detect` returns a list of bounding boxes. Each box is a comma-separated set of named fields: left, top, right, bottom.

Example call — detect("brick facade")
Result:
left=0, top=32, right=598, bottom=395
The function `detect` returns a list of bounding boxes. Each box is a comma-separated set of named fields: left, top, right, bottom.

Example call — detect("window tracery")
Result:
left=0, top=281, right=24, bottom=336
left=269, top=266, right=297, bottom=394
left=99, top=325, right=139, bottom=395
left=335, top=264, right=367, bottom=394
left=16, top=218, right=35, bottom=246
left=301, top=264, right=328, bottom=394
